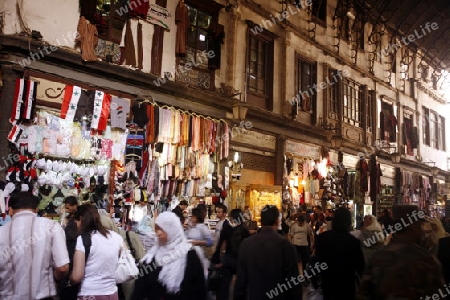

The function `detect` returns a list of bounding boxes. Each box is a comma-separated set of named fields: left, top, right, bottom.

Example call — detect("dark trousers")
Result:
left=296, top=245, right=310, bottom=271
left=217, top=254, right=237, bottom=300
left=216, top=268, right=233, bottom=300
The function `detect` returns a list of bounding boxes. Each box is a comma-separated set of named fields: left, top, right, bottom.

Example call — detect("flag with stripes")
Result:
left=10, top=79, right=25, bottom=122
left=61, top=85, right=82, bottom=122
left=7, top=124, right=24, bottom=143
left=22, top=80, right=37, bottom=120
left=11, top=79, right=38, bottom=122
left=91, top=90, right=111, bottom=131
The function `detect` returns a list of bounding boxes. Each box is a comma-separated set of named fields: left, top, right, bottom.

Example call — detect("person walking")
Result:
left=359, top=205, right=445, bottom=299
left=62, top=196, right=79, bottom=267
left=377, top=208, right=394, bottom=236
left=58, top=196, right=80, bottom=299
left=352, top=215, right=384, bottom=265
left=234, top=205, right=302, bottom=300
left=0, top=191, right=70, bottom=299
left=185, top=207, right=214, bottom=275
left=314, top=207, right=365, bottom=300
left=172, top=200, right=188, bottom=224
left=212, top=204, right=229, bottom=254
left=215, top=209, right=249, bottom=300
left=132, top=211, right=206, bottom=300
left=289, top=214, right=314, bottom=275
left=69, top=204, right=125, bottom=300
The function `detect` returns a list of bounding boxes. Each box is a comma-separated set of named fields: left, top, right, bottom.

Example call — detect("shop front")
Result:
left=1, top=72, right=231, bottom=226
left=227, top=128, right=281, bottom=224
left=284, top=139, right=323, bottom=210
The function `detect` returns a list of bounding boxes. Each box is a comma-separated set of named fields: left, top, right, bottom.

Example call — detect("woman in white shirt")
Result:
left=185, top=207, right=213, bottom=275
left=289, top=214, right=315, bottom=275
left=69, top=204, right=124, bottom=300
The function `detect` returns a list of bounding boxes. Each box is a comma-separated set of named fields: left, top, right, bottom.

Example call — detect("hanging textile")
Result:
left=175, top=0, right=189, bottom=56
left=76, top=16, right=98, bottom=62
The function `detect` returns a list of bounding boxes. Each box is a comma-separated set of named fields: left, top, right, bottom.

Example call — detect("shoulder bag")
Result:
left=60, top=232, right=91, bottom=300
left=115, top=242, right=139, bottom=284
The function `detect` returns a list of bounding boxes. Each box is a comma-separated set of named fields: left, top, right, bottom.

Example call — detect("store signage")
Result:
left=30, top=76, right=66, bottom=104
left=231, top=128, right=276, bottom=150
left=286, top=140, right=320, bottom=158
left=147, top=4, right=172, bottom=30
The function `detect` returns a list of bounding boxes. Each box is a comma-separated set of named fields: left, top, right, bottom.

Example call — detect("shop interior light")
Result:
left=293, top=175, right=299, bottom=187
left=233, top=152, right=240, bottom=163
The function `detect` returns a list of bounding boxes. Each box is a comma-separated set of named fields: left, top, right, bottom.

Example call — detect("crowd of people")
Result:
left=1, top=191, right=450, bottom=299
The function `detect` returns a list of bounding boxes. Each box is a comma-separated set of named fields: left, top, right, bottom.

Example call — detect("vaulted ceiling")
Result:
left=360, top=0, right=450, bottom=71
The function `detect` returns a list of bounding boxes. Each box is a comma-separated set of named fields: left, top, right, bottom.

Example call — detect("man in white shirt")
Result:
left=0, top=191, right=69, bottom=299
left=211, top=204, right=230, bottom=265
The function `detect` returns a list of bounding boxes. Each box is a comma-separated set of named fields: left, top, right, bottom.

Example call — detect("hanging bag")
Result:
left=115, top=243, right=139, bottom=284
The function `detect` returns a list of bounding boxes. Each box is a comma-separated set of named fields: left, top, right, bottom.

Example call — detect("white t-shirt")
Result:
left=75, top=230, right=123, bottom=296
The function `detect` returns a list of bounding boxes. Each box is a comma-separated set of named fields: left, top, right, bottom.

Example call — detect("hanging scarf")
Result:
left=144, top=211, right=192, bottom=294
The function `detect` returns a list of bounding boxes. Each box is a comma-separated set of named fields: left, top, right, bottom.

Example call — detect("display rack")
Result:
left=248, top=184, right=282, bottom=225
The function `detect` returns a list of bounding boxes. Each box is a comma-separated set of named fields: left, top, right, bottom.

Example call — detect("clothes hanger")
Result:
left=125, top=153, right=142, bottom=161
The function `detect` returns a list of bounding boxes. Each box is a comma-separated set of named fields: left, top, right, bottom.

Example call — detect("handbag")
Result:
left=115, top=244, right=139, bottom=284
left=206, top=267, right=223, bottom=291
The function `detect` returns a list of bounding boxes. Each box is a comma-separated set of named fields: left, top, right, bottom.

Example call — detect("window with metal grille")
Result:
left=343, top=79, right=362, bottom=127
left=246, top=24, right=274, bottom=110
left=312, top=0, right=327, bottom=22
left=295, top=55, right=316, bottom=113
left=430, top=111, right=438, bottom=149
left=423, top=107, right=430, bottom=146
left=328, top=69, right=340, bottom=119
left=367, top=90, right=374, bottom=133
left=186, top=4, right=212, bottom=69
left=438, top=116, right=446, bottom=151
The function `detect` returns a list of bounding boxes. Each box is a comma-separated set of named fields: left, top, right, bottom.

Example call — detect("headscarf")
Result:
left=144, top=212, right=192, bottom=294
left=364, top=215, right=383, bottom=232
left=137, top=215, right=156, bottom=251
left=429, top=218, right=448, bottom=243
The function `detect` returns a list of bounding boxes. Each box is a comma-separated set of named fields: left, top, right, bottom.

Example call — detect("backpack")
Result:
left=60, top=233, right=91, bottom=300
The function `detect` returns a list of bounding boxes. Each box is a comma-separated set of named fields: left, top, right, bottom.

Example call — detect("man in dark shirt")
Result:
left=377, top=208, right=395, bottom=236
left=172, top=200, right=188, bottom=224
left=314, top=207, right=364, bottom=300
left=234, top=205, right=302, bottom=300
left=62, top=196, right=78, bottom=271
left=215, top=209, right=249, bottom=300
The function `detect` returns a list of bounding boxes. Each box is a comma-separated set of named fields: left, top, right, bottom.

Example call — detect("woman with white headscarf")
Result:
left=131, top=211, right=206, bottom=300
left=353, top=214, right=385, bottom=264
left=136, top=215, right=156, bottom=252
